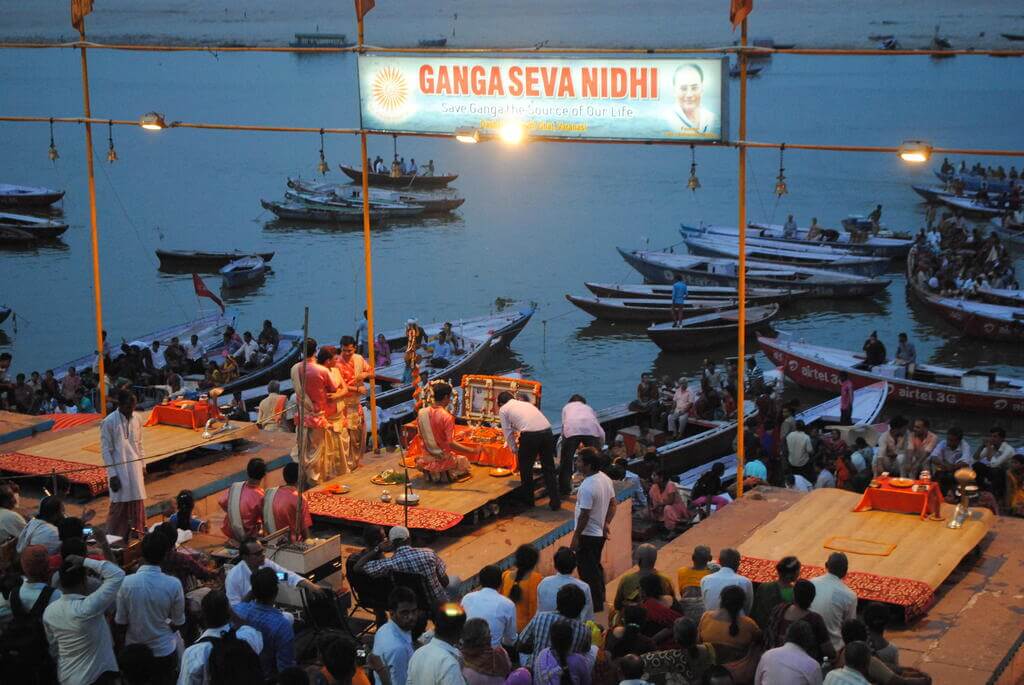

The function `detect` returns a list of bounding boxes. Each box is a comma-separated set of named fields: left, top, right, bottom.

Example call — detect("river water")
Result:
left=1, top=49, right=1022, bottom=438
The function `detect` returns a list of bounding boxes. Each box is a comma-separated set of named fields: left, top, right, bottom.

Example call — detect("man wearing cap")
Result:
left=667, top=379, right=694, bottom=440
left=354, top=526, right=451, bottom=605
left=0, top=544, right=62, bottom=629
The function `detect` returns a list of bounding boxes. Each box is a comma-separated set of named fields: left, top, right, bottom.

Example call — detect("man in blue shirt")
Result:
left=671, top=274, right=688, bottom=327
left=234, top=567, right=296, bottom=678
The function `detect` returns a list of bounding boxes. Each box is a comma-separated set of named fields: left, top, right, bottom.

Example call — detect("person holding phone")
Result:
left=100, top=389, right=147, bottom=540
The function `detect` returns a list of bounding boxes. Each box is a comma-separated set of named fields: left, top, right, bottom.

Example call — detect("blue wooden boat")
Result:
left=220, top=256, right=268, bottom=288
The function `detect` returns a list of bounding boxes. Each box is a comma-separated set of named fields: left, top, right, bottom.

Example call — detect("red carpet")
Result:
left=40, top=413, right=103, bottom=432
left=306, top=490, right=464, bottom=531
left=740, top=556, right=934, bottom=621
left=0, top=451, right=108, bottom=496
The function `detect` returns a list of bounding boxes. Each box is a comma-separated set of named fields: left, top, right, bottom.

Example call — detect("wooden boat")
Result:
left=0, top=306, right=10, bottom=325
left=220, top=256, right=268, bottom=289
left=583, top=282, right=800, bottom=301
left=682, top=235, right=891, bottom=277
left=931, top=194, right=1006, bottom=218
left=418, top=37, right=448, bottom=47
left=743, top=222, right=912, bottom=259
left=977, top=286, right=1024, bottom=307
left=990, top=216, right=1024, bottom=245
left=683, top=224, right=898, bottom=265
left=758, top=333, right=1024, bottom=416
left=0, top=212, right=69, bottom=243
left=284, top=189, right=426, bottom=217
left=365, top=306, right=535, bottom=408
left=729, top=63, right=764, bottom=77
left=646, top=304, right=780, bottom=352
left=934, top=171, right=1015, bottom=194
left=289, top=33, right=351, bottom=48
left=261, top=198, right=363, bottom=223
left=566, top=295, right=757, bottom=323
left=646, top=400, right=762, bottom=475
left=618, top=248, right=891, bottom=298
left=906, top=247, right=1024, bottom=343
left=287, top=178, right=466, bottom=213
left=0, top=184, right=65, bottom=209
left=682, top=382, right=889, bottom=493
left=1002, top=33, right=1024, bottom=41
left=339, top=164, right=457, bottom=189
left=156, top=249, right=275, bottom=271
left=839, top=216, right=912, bottom=240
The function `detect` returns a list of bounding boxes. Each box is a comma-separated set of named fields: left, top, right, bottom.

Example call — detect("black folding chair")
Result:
left=345, top=559, right=393, bottom=636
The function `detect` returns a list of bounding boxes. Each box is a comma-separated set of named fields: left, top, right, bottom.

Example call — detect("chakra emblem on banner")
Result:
left=370, top=66, right=410, bottom=120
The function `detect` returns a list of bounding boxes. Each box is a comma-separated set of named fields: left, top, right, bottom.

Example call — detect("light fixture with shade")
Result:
left=139, top=112, right=167, bottom=131
left=899, top=140, right=933, bottom=163
left=454, top=126, right=480, bottom=144
left=47, top=118, right=59, bottom=161
left=498, top=121, right=526, bottom=145
left=687, top=144, right=701, bottom=192
left=317, top=129, right=329, bottom=175
left=774, top=142, right=788, bottom=197
left=106, top=120, right=118, bottom=163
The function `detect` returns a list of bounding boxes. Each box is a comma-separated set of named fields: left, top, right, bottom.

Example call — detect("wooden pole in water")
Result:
left=736, top=19, right=749, bottom=498
left=357, top=10, right=381, bottom=454
left=77, top=19, right=107, bottom=415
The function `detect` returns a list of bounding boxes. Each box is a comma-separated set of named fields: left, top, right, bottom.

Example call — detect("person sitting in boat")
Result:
left=414, top=382, right=479, bottom=482
left=805, top=217, right=824, bottom=241
left=234, top=331, right=260, bottom=369
left=782, top=214, right=798, bottom=238
left=390, top=157, right=402, bottom=177
left=940, top=158, right=953, bottom=175
left=258, top=320, right=280, bottom=353
left=441, top=322, right=463, bottom=353
left=429, top=331, right=453, bottom=369
left=867, top=204, right=883, bottom=232
left=976, top=186, right=990, bottom=203
left=859, top=330, right=886, bottom=370
left=374, top=333, right=392, bottom=367
left=214, top=355, right=240, bottom=385
left=408, top=158, right=418, bottom=175
left=631, top=373, right=660, bottom=428
left=399, top=156, right=408, bottom=174
left=424, top=159, right=435, bottom=176
left=894, top=332, right=917, bottom=376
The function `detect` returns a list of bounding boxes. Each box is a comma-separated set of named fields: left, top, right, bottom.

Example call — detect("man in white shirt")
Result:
left=16, top=495, right=63, bottom=555
left=786, top=420, right=814, bottom=480
left=571, top=447, right=617, bottom=612
left=178, top=590, right=263, bottom=685
left=930, top=426, right=971, bottom=495
left=559, top=394, right=606, bottom=496
left=150, top=341, right=168, bottom=373
left=461, top=564, right=518, bottom=648
left=100, top=390, right=147, bottom=540
left=536, top=547, right=595, bottom=622
left=786, top=473, right=814, bottom=493
left=225, top=537, right=327, bottom=607
left=823, top=641, right=872, bottom=685
left=407, top=602, right=467, bottom=685
left=234, top=331, right=260, bottom=368
left=44, top=552, right=126, bottom=685
left=355, top=309, right=369, bottom=355
left=872, top=416, right=908, bottom=477
left=700, top=548, right=753, bottom=614
left=755, top=620, right=823, bottom=685
left=977, top=426, right=1016, bottom=500
left=667, top=380, right=694, bottom=439
left=371, top=586, right=419, bottom=685
left=115, top=533, right=186, bottom=680
left=184, top=334, right=206, bottom=373
left=498, top=391, right=560, bottom=509
left=815, top=461, right=836, bottom=489
left=810, top=552, right=858, bottom=651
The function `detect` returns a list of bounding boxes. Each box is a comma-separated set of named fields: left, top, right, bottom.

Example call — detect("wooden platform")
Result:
left=0, top=410, right=54, bottom=444
left=605, top=487, right=1023, bottom=685
left=738, top=488, right=993, bottom=590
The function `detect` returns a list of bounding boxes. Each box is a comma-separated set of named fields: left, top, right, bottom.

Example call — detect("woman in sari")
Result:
left=762, top=579, right=834, bottom=663
left=750, top=556, right=800, bottom=630
left=639, top=573, right=682, bottom=647
left=500, top=544, right=542, bottom=632
left=641, top=618, right=716, bottom=685
left=374, top=334, right=392, bottom=367
left=648, top=469, right=691, bottom=536
left=698, top=585, right=762, bottom=684
left=460, top=619, right=512, bottom=685
left=310, top=346, right=351, bottom=482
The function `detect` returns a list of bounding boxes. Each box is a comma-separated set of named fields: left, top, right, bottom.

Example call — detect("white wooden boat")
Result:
left=0, top=183, right=65, bottom=209
left=681, top=235, right=891, bottom=277
left=740, top=222, right=912, bottom=258
left=220, top=256, right=268, bottom=288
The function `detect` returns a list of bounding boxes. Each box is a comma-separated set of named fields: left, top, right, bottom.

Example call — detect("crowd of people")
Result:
left=911, top=224, right=1018, bottom=298
left=367, top=156, right=437, bottom=178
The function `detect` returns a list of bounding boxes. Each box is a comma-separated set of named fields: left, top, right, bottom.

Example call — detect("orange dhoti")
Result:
left=413, top=406, right=471, bottom=476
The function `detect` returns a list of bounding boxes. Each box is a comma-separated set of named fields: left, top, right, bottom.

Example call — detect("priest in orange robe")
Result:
left=414, top=383, right=480, bottom=481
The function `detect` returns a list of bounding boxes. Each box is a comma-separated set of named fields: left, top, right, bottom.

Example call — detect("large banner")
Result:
left=358, top=55, right=728, bottom=142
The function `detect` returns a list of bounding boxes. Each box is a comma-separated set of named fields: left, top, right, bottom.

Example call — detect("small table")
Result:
left=144, top=400, right=220, bottom=429
left=853, top=477, right=942, bottom=519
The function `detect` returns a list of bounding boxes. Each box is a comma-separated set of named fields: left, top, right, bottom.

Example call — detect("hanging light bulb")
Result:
left=47, top=118, right=59, bottom=162
left=774, top=143, right=788, bottom=197
left=317, top=129, right=329, bottom=175
left=106, top=120, right=118, bottom=163
left=687, top=144, right=701, bottom=192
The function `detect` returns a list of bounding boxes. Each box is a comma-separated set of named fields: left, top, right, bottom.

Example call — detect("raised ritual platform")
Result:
left=0, top=410, right=55, bottom=444
left=306, top=457, right=522, bottom=532
left=0, top=409, right=258, bottom=497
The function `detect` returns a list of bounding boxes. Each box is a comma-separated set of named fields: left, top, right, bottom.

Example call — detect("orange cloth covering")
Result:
left=144, top=400, right=220, bottom=429
left=406, top=422, right=516, bottom=469
left=853, top=477, right=942, bottom=519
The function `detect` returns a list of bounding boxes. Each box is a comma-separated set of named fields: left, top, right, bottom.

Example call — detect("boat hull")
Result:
left=682, top=237, right=890, bottom=277
left=758, top=335, right=1024, bottom=416
left=339, top=164, right=457, bottom=189
left=156, top=250, right=275, bottom=271
left=618, top=248, right=889, bottom=299
left=566, top=295, right=750, bottom=322
left=0, top=187, right=65, bottom=209
left=740, top=223, right=911, bottom=259
left=646, top=305, right=780, bottom=352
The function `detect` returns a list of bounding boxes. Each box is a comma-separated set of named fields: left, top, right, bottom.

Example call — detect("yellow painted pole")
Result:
left=77, top=20, right=107, bottom=415
left=357, top=8, right=380, bottom=454
left=736, top=19, right=748, bottom=498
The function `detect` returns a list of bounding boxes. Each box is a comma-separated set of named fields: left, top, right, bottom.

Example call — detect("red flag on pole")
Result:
left=71, top=0, right=95, bottom=33
left=192, top=273, right=225, bottom=314
left=354, top=0, right=376, bottom=21
left=730, top=0, right=752, bottom=29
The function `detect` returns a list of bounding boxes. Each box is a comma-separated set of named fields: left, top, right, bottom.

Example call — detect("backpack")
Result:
left=0, top=581, right=57, bottom=678
left=202, top=626, right=265, bottom=685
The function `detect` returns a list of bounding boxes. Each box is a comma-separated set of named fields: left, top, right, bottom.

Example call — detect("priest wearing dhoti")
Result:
left=414, top=383, right=480, bottom=481
left=100, top=389, right=147, bottom=539
left=335, top=335, right=372, bottom=469
left=263, top=461, right=312, bottom=542
left=218, top=457, right=266, bottom=543
left=290, top=338, right=345, bottom=484
left=319, top=345, right=351, bottom=480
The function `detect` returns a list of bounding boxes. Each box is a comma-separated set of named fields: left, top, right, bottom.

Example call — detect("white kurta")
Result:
left=100, top=410, right=147, bottom=502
